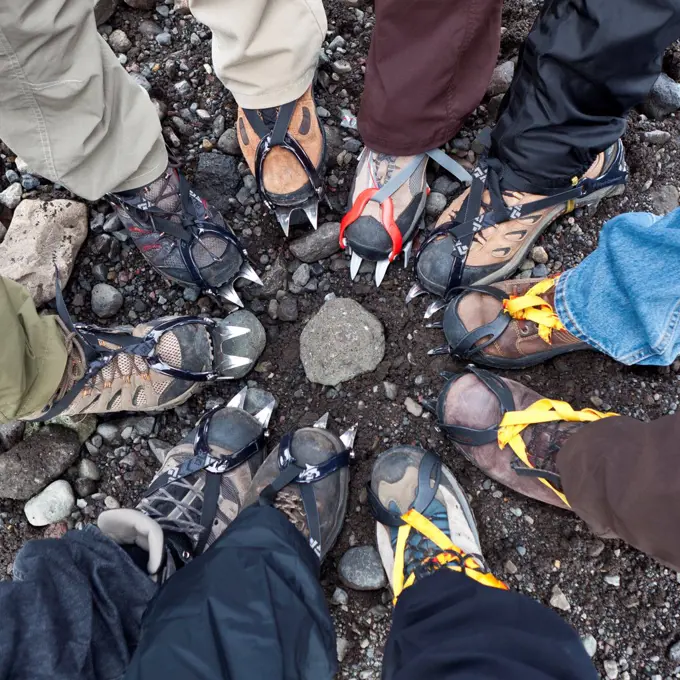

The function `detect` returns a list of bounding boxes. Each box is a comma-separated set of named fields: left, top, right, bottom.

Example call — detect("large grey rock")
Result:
left=194, top=153, right=240, bottom=214
left=486, top=61, right=515, bottom=97
left=94, top=0, right=118, bottom=24
left=650, top=184, right=680, bottom=214
left=0, top=199, right=88, bottom=305
left=0, top=421, right=24, bottom=452
left=300, top=298, right=385, bottom=385
left=91, top=283, right=123, bottom=318
left=289, top=222, right=342, bottom=262
left=338, top=546, right=387, bottom=591
left=642, top=73, right=680, bottom=120
left=25, top=480, right=75, bottom=526
left=0, top=426, right=80, bottom=500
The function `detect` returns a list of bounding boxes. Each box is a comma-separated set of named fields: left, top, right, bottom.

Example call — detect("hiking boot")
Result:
left=98, top=388, right=276, bottom=579
left=340, top=148, right=471, bottom=287
left=426, top=277, right=590, bottom=367
left=110, top=162, right=261, bottom=307
left=26, top=296, right=265, bottom=420
left=433, top=367, right=617, bottom=508
left=237, top=85, right=326, bottom=236
left=242, top=414, right=356, bottom=559
left=368, top=446, right=507, bottom=600
left=410, top=140, right=627, bottom=304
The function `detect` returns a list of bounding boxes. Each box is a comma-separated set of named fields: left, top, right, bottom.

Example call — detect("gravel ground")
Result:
left=2, top=0, right=680, bottom=678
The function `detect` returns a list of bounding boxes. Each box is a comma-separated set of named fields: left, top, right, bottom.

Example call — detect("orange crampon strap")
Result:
left=391, top=508, right=508, bottom=603
left=498, top=399, right=619, bottom=506
left=502, top=277, right=564, bottom=343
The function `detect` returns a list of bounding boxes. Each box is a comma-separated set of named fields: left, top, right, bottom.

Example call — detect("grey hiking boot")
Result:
left=98, top=387, right=276, bottom=580
left=368, top=446, right=507, bottom=600
left=243, top=414, right=356, bottom=560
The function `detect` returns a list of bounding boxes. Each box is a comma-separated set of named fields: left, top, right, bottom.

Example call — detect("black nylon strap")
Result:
left=259, top=463, right=302, bottom=506
left=511, top=459, right=563, bottom=488
left=300, top=483, right=322, bottom=558
left=270, top=101, right=297, bottom=146
left=194, top=471, right=221, bottom=555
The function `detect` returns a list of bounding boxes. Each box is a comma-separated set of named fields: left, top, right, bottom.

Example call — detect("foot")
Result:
left=340, top=150, right=427, bottom=286
left=242, top=415, right=355, bottom=559
left=98, top=388, right=276, bottom=579
left=431, top=277, right=590, bottom=367
left=414, top=141, right=626, bottom=298
left=237, top=85, right=325, bottom=235
left=27, top=303, right=265, bottom=420
left=110, top=163, right=261, bottom=306
left=369, top=446, right=506, bottom=600
left=435, top=368, right=616, bottom=508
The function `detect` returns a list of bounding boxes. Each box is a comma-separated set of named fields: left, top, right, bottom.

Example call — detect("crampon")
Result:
left=339, top=148, right=471, bottom=287
left=237, top=86, right=326, bottom=236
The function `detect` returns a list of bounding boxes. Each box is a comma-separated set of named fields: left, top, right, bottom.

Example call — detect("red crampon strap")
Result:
left=339, top=188, right=403, bottom=262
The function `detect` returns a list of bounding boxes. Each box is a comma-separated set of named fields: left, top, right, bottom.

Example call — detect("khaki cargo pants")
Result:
left=0, top=0, right=326, bottom=200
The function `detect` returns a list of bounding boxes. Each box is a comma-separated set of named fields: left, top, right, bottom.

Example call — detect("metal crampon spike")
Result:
left=274, top=207, right=293, bottom=237
left=425, top=320, right=443, bottom=329
left=374, top=259, right=390, bottom=287
left=218, top=283, right=244, bottom=308
left=405, top=282, right=427, bottom=305
left=350, top=251, right=363, bottom=281
left=424, top=299, right=448, bottom=319
left=421, top=398, right=438, bottom=415
left=253, top=397, right=277, bottom=429
left=403, top=241, right=413, bottom=269
left=237, top=261, right=263, bottom=286
left=428, top=345, right=450, bottom=356
left=313, top=412, right=330, bottom=429
left=339, top=423, right=358, bottom=455
left=302, top=199, right=319, bottom=230
left=217, top=355, right=253, bottom=370
left=220, top=325, right=251, bottom=340
left=227, top=386, right=248, bottom=409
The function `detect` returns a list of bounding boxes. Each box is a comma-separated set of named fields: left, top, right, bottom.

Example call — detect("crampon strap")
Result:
left=498, top=399, right=619, bottom=506
left=392, top=509, right=507, bottom=602
left=502, top=277, right=564, bottom=343
left=339, top=149, right=472, bottom=261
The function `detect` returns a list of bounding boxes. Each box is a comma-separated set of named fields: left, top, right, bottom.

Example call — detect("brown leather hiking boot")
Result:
left=411, top=140, right=627, bottom=301
left=237, top=86, right=326, bottom=235
left=431, top=277, right=591, bottom=368
left=26, top=306, right=265, bottom=420
left=433, top=367, right=617, bottom=508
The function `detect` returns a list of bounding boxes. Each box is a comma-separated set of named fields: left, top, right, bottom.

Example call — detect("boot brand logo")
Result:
left=309, top=538, right=321, bottom=557
left=509, top=206, right=522, bottom=219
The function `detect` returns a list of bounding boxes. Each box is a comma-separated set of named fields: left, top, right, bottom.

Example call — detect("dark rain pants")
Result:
left=0, top=505, right=594, bottom=680
left=358, top=0, right=680, bottom=191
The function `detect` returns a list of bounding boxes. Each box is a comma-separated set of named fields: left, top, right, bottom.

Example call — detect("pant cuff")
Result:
left=112, top=136, right=169, bottom=193
left=230, top=67, right=316, bottom=110
left=359, top=121, right=466, bottom=157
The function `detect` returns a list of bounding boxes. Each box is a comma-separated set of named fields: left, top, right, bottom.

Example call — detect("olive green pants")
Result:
left=0, top=277, right=66, bottom=423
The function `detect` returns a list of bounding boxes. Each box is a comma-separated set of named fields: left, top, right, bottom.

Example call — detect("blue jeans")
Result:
left=555, top=208, right=680, bottom=365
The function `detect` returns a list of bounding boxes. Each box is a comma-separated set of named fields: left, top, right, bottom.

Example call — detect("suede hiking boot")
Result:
left=409, top=140, right=627, bottom=306
left=237, top=86, right=326, bottom=236
left=368, top=446, right=507, bottom=601
left=243, top=414, right=356, bottom=559
left=110, top=162, right=261, bottom=307
left=28, top=298, right=265, bottom=420
left=340, top=148, right=471, bottom=287
left=98, top=387, right=276, bottom=580
left=432, top=367, right=617, bottom=508
left=426, top=277, right=590, bottom=367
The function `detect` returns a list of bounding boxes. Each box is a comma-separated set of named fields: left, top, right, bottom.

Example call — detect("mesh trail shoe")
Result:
left=110, top=162, right=262, bottom=307
left=431, top=367, right=617, bottom=508
left=426, top=277, right=590, bottom=366
left=340, top=148, right=471, bottom=287
left=408, top=140, right=627, bottom=313
left=26, top=288, right=265, bottom=420
left=242, top=413, right=356, bottom=559
left=98, top=388, right=276, bottom=580
left=368, top=446, right=507, bottom=601
left=237, top=86, right=326, bottom=236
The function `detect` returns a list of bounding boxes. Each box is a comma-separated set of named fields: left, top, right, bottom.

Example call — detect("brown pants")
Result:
left=559, top=412, right=680, bottom=570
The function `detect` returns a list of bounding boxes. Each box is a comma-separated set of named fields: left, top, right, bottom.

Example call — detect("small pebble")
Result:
left=156, top=32, right=172, bottom=46
left=104, top=496, right=121, bottom=509
left=404, top=397, right=423, bottom=417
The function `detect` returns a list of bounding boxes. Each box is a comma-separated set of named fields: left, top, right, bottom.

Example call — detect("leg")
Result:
left=384, top=570, right=595, bottom=680
left=493, top=0, right=680, bottom=190
left=0, top=276, right=65, bottom=422
left=0, top=527, right=155, bottom=680
left=0, top=0, right=167, bottom=200
left=125, top=507, right=337, bottom=680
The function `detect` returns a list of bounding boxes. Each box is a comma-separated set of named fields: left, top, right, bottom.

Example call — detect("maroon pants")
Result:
left=558, top=411, right=680, bottom=570
left=359, top=0, right=680, bottom=190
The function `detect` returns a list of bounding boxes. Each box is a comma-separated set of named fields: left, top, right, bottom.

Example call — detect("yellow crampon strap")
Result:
left=498, top=399, right=619, bottom=507
left=566, top=175, right=579, bottom=213
left=502, top=278, right=564, bottom=343
left=391, top=508, right=508, bottom=603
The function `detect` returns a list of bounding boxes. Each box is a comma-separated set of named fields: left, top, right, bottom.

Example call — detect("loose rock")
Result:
left=549, top=585, right=570, bottom=611
left=108, top=29, right=131, bottom=53
left=0, top=421, right=25, bottom=452
left=258, top=256, right=288, bottom=296
left=148, top=438, right=172, bottom=463
left=404, top=397, right=423, bottom=417
left=79, top=459, right=101, bottom=481
left=425, top=191, right=447, bottom=217
left=277, top=295, right=299, bottom=322
left=332, top=587, right=349, bottom=605
left=51, top=414, right=97, bottom=443
left=300, top=298, right=385, bottom=385
left=25, top=480, right=75, bottom=526
left=531, top=246, right=548, bottom=264
left=91, top=283, right=124, bottom=318
left=217, top=128, right=241, bottom=155
left=0, top=183, right=23, bottom=210
left=74, top=478, right=97, bottom=498
left=338, top=546, right=387, bottom=590
left=0, top=199, right=88, bottom=305
left=486, top=61, right=515, bottom=97
left=383, top=382, right=397, bottom=401
left=194, top=153, right=240, bottom=214
left=650, top=184, right=680, bottom=214
left=642, top=73, right=680, bottom=120
left=581, top=634, right=597, bottom=658
left=289, top=222, right=341, bottom=262
left=644, top=130, right=672, bottom=145
left=603, top=660, right=619, bottom=679
left=94, top=0, right=118, bottom=24
left=292, top=263, right=311, bottom=287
